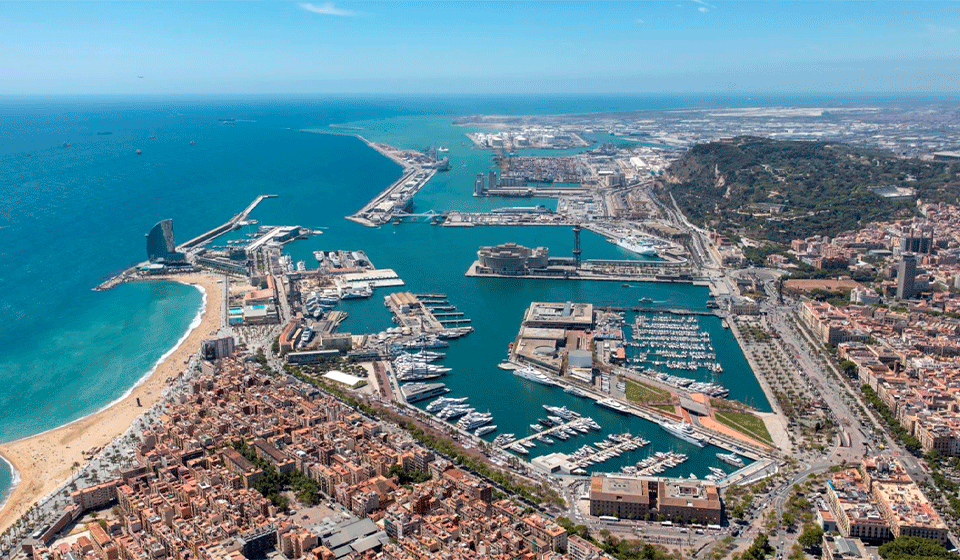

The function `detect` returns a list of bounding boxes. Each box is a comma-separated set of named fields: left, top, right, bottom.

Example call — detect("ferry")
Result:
left=716, top=452, right=745, bottom=467
left=616, top=236, right=658, bottom=256
left=638, top=297, right=653, bottom=304
left=660, top=421, right=706, bottom=447
left=341, top=285, right=373, bottom=299
left=595, top=398, right=632, bottom=414
left=513, top=366, right=557, bottom=386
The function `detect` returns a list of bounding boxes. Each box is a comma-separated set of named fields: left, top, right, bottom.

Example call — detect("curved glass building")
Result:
left=146, top=219, right=185, bottom=263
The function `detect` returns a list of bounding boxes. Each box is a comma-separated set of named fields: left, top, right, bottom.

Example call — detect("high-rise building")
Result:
left=488, top=170, right=497, bottom=191
left=146, top=219, right=185, bottom=263
left=897, top=253, right=917, bottom=300
left=473, top=173, right=486, bottom=197
left=899, top=226, right=934, bottom=254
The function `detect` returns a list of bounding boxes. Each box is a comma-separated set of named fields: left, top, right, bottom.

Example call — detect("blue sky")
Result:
left=1, top=1, right=958, bottom=94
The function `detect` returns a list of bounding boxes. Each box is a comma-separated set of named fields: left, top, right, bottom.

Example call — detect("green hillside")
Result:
left=660, top=136, right=960, bottom=243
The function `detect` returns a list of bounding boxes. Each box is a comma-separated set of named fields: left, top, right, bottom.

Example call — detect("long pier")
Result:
left=500, top=418, right=591, bottom=449
left=93, top=195, right=276, bottom=291
left=180, top=194, right=277, bottom=250
left=346, top=140, right=439, bottom=227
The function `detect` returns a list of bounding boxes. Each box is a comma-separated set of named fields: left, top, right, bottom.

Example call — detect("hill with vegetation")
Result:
left=660, top=136, right=960, bottom=243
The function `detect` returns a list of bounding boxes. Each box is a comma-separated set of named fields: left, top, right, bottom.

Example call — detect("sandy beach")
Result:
left=0, top=273, right=224, bottom=534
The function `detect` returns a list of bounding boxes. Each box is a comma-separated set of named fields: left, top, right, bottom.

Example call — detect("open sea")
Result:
left=0, top=93, right=890, bottom=508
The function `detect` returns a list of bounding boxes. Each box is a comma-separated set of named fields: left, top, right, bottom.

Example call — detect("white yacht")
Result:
left=660, top=421, right=706, bottom=447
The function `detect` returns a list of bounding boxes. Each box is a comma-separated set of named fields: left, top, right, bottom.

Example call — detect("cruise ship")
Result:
left=513, top=366, right=557, bottom=386
left=402, top=382, right=449, bottom=403
left=660, top=421, right=706, bottom=447
left=616, top=236, right=658, bottom=256
left=716, top=452, right=745, bottom=467
left=595, top=398, right=632, bottom=414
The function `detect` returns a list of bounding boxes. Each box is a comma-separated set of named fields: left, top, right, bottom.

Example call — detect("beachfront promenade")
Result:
left=0, top=273, right=227, bottom=543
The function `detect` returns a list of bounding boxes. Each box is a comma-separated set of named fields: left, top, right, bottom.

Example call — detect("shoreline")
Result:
left=0, top=272, right=224, bottom=535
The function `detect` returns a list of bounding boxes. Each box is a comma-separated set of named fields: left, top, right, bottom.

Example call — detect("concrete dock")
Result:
left=346, top=139, right=440, bottom=227
left=94, top=194, right=276, bottom=291
left=504, top=418, right=598, bottom=449
left=464, top=260, right=696, bottom=284
left=180, top=194, right=277, bottom=250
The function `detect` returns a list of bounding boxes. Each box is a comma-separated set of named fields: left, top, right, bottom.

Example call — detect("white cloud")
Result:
left=637, top=18, right=645, bottom=24
left=691, top=0, right=713, bottom=11
left=299, top=3, right=360, bottom=17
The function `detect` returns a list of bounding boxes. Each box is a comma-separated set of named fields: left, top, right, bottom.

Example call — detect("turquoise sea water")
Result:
left=1, top=93, right=894, bottom=507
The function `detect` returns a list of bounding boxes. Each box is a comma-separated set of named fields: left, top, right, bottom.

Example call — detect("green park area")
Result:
left=625, top=379, right=672, bottom=404
left=715, top=410, right=774, bottom=445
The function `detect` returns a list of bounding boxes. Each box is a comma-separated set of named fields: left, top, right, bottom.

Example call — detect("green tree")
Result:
left=878, top=536, right=960, bottom=560
left=798, top=524, right=824, bottom=551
